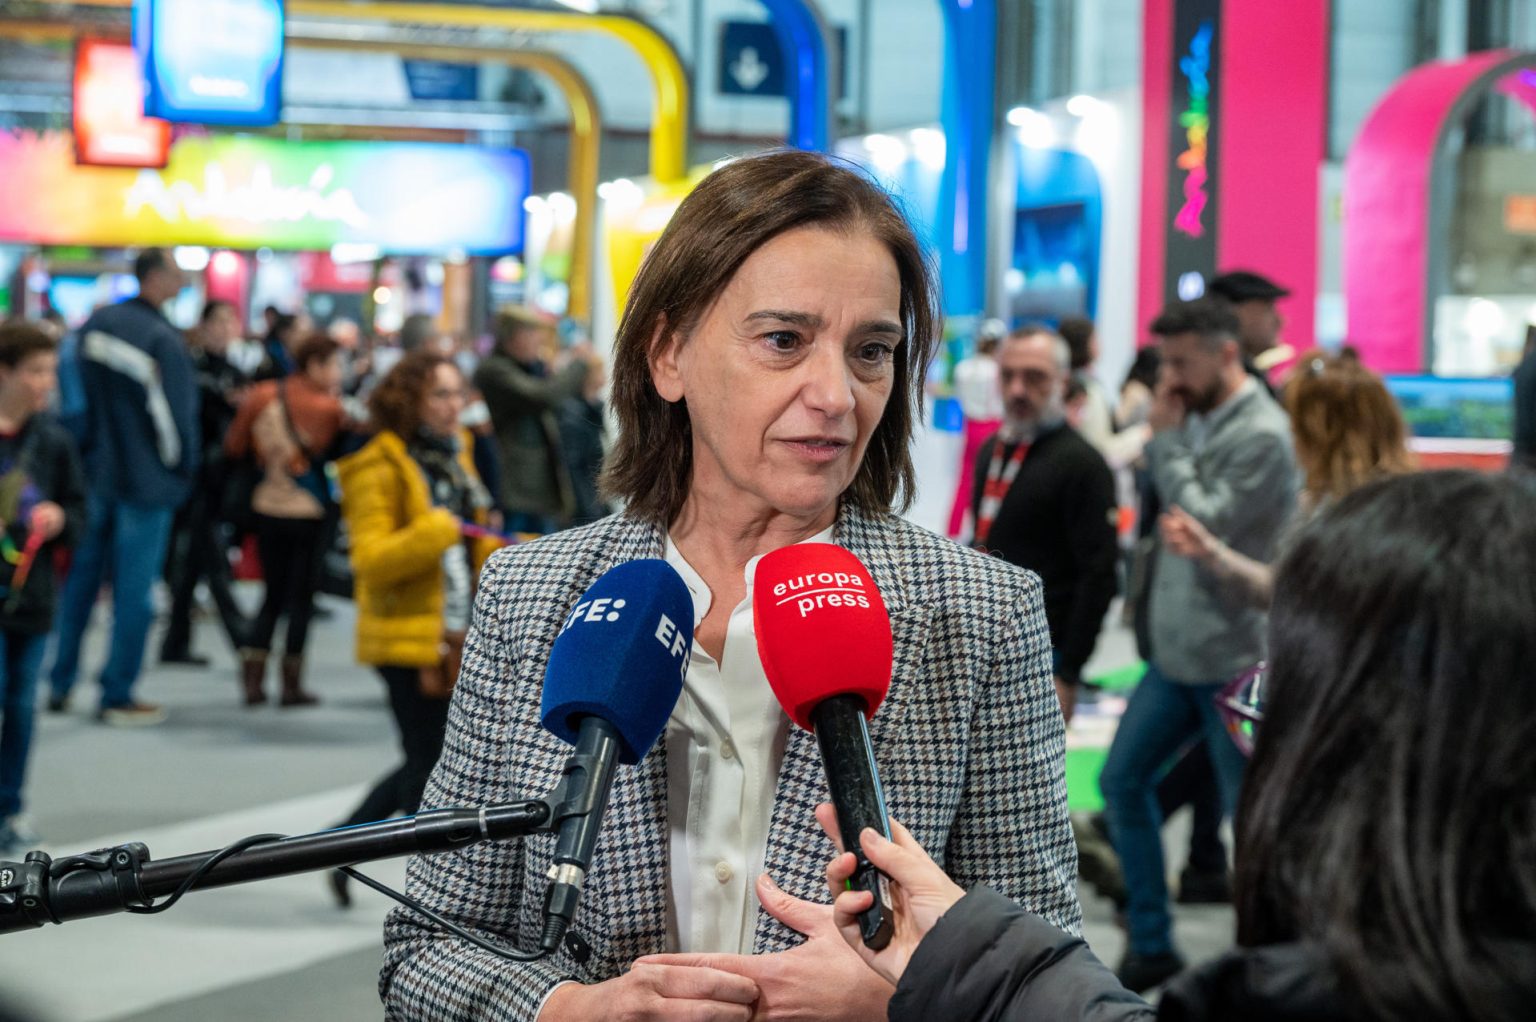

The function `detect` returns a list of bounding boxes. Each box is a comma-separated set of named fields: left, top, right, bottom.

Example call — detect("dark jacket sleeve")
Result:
left=50, top=423, right=88, bottom=551
left=159, top=329, right=201, bottom=482
left=891, top=887, right=1154, bottom=1022
left=474, top=357, right=589, bottom=418
left=1058, top=441, right=1119, bottom=683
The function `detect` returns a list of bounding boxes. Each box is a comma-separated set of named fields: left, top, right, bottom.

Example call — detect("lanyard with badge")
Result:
left=974, top=438, right=1030, bottom=550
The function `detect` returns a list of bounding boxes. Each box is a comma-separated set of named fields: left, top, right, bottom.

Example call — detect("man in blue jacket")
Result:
left=47, top=249, right=199, bottom=725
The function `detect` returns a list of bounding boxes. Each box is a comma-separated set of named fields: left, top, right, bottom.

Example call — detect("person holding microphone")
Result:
left=380, top=149, right=1079, bottom=1021
left=806, top=470, right=1536, bottom=1021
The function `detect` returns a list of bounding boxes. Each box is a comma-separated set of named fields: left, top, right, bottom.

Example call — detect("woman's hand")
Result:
left=1147, top=375, right=1186, bottom=434
left=637, top=869, right=893, bottom=1020
left=1159, top=504, right=1221, bottom=565
left=28, top=502, right=66, bottom=542
left=538, top=962, right=759, bottom=1022
left=816, top=803, right=964, bottom=988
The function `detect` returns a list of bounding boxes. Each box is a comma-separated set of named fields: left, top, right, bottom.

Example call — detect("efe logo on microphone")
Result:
left=560, top=597, right=627, bottom=634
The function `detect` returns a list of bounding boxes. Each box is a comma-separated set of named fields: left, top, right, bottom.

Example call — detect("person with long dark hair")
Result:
left=797, top=469, right=1536, bottom=1020
left=328, top=349, right=497, bottom=907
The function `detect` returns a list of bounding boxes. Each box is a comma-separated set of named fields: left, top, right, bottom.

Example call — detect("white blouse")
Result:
left=660, top=528, right=832, bottom=953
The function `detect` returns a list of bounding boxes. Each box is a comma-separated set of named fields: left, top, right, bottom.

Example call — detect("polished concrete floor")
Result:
left=0, top=580, right=1235, bottom=1020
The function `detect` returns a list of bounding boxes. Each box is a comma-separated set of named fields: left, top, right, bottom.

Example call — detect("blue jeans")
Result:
left=49, top=493, right=175, bottom=711
left=1099, top=662, right=1249, bottom=956
left=0, top=631, right=49, bottom=818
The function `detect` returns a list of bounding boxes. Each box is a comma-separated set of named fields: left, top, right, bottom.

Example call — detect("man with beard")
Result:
left=970, top=326, right=1117, bottom=723
left=1098, top=299, right=1297, bottom=992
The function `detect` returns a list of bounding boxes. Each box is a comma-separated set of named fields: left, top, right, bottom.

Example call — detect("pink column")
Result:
left=1138, top=1, right=1329, bottom=345
left=1344, top=50, right=1528, bottom=373
left=1216, top=1, right=1328, bottom=350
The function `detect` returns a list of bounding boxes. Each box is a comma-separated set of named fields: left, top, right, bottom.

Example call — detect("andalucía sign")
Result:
left=0, top=132, right=529, bottom=254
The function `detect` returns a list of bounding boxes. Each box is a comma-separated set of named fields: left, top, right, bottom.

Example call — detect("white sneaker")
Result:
left=1, top=816, right=40, bottom=846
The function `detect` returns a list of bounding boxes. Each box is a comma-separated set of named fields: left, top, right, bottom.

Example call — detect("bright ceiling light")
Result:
left=862, top=133, right=909, bottom=173
left=551, top=0, right=599, bottom=12
left=174, top=246, right=210, bottom=272
left=908, top=128, right=946, bottom=170
left=1066, top=94, right=1103, bottom=117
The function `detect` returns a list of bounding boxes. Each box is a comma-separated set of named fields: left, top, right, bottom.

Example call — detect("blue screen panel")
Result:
left=137, top=0, right=284, bottom=127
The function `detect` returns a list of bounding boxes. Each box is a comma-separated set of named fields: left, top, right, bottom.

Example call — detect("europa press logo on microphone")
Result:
left=772, top=569, right=873, bottom=618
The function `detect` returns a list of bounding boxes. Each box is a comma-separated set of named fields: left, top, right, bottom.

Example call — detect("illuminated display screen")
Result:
left=136, top=0, right=284, bottom=126
left=73, top=39, right=171, bottom=168
left=1384, top=375, right=1514, bottom=440
left=0, top=133, right=529, bottom=255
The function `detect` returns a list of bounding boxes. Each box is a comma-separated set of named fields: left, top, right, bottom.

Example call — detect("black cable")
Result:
left=126, top=833, right=288, bottom=915
left=115, top=831, right=554, bottom=963
left=337, top=866, right=551, bottom=963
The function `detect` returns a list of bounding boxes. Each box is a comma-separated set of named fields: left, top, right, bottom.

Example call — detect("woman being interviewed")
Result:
left=381, top=149, right=1080, bottom=1021
left=332, top=350, right=498, bottom=904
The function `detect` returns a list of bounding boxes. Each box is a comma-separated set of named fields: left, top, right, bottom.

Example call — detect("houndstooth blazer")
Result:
left=380, top=504, right=1081, bottom=1020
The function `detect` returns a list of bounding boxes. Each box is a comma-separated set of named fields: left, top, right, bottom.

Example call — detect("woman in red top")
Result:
left=224, top=334, right=348, bottom=707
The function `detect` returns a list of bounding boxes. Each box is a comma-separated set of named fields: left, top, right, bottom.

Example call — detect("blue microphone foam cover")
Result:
left=541, top=559, right=693, bottom=765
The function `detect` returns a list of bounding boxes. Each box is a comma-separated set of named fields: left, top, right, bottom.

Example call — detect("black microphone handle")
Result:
left=810, top=693, right=895, bottom=951
left=540, top=715, right=621, bottom=953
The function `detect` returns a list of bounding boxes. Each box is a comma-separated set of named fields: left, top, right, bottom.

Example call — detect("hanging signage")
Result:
left=0, top=132, right=529, bottom=255
left=73, top=39, right=171, bottom=169
left=136, top=0, right=285, bottom=126
left=1161, top=0, right=1220, bottom=307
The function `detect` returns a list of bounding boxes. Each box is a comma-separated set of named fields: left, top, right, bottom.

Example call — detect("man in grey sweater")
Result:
left=1100, top=299, right=1297, bottom=991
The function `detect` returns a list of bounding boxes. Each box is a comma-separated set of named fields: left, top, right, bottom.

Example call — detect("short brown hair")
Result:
left=0, top=322, right=57, bottom=368
left=1285, top=348, right=1413, bottom=501
left=368, top=349, right=455, bottom=438
left=600, top=149, right=941, bottom=524
left=292, top=333, right=341, bottom=372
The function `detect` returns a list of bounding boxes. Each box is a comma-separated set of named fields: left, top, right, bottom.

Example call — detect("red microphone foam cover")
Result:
left=753, top=543, right=893, bottom=731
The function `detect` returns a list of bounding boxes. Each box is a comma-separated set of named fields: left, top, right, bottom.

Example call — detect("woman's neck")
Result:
left=669, top=489, right=835, bottom=580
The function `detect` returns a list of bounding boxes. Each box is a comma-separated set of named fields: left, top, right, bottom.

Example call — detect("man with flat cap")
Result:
left=1209, top=270, right=1291, bottom=396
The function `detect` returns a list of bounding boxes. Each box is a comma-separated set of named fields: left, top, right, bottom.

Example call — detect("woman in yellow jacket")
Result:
left=329, top=349, right=499, bottom=906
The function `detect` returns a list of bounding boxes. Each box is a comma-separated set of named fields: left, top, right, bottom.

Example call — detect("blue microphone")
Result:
left=538, top=559, right=692, bottom=952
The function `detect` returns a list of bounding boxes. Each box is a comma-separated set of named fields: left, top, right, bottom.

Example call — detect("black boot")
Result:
left=1116, top=950, right=1185, bottom=993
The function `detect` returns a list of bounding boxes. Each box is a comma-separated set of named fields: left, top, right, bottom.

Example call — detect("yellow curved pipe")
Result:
left=66, top=0, right=690, bottom=182
left=294, top=39, right=601, bottom=322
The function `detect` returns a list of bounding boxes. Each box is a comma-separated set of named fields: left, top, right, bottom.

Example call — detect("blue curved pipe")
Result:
left=937, top=0, right=997, bottom=317
left=759, top=0, right=835, bottom=152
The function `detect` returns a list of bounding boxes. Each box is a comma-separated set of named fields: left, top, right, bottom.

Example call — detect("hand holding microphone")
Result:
left=816, top=804, right=964, bottom=988
left=753, top=543, right=897, bottom=951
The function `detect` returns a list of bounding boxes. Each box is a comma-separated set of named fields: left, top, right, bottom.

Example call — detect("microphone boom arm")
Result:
left=0, top=798, right=562, bottom=936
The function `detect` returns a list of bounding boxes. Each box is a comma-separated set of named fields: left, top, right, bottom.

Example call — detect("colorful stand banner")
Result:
left=0, top=133, right=529, bottom=255
left=1138, top=0, right=1328, bottom=346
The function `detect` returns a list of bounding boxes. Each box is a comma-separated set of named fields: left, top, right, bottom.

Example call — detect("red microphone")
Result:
left=754, top=543, right=895, bottom=950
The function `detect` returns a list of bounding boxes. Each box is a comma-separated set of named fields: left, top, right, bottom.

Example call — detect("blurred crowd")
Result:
left=0, top=244, right=1533, bottom=992
left=944, top=269, right=1536, bottom=991
left=0, top=247, right=611, bottom=860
